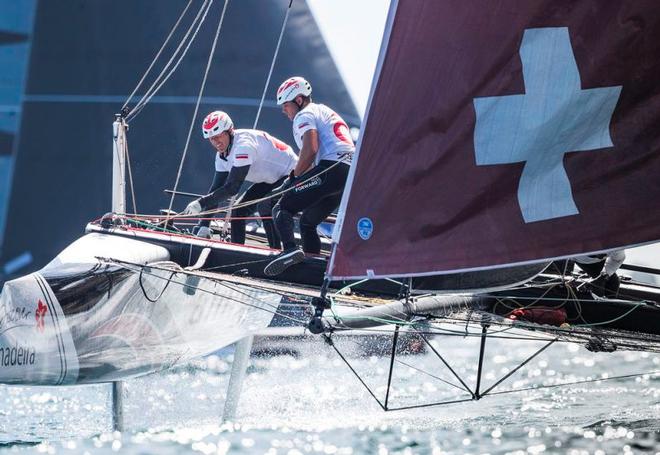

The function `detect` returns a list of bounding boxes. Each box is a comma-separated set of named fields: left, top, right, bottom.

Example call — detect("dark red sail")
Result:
left=329, top=0, right=660, bottom=279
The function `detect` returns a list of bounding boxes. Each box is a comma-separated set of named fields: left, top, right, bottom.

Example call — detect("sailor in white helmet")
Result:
left=183, top=110, right=298, bottom=249
left=264, top=77, right=355, bottom=276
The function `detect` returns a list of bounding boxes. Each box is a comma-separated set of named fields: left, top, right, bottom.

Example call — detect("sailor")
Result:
left=264, top=77, right=355, bottom=276
left=574, top=249, right=626, bottom=298
left=183, top=110, right=298, bottom=249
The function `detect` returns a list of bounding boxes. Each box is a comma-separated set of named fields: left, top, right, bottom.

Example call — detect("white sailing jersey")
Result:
left=292, top=103, right=355, bottom=164
left=214, top=129, right=297, bottom=184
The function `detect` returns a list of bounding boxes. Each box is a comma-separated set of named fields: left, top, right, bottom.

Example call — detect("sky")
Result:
left=307, top=0, right=391, bottom=118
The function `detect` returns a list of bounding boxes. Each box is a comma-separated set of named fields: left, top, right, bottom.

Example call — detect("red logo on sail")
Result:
left=35, top=300, right=48, bottom=333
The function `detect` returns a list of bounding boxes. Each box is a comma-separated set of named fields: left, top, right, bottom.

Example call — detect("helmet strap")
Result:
left=294, top=95, right=310, bottom=112
left=221, top=130, right=234, bottom=158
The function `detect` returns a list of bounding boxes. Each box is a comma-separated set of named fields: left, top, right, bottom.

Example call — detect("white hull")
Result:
left=0, top=234, right=278, bottom=385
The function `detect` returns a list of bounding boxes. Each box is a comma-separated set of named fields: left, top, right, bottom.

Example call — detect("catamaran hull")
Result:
left=0, top=234, right=278, bottom=385
left=86, top=223, right=549, bottom=295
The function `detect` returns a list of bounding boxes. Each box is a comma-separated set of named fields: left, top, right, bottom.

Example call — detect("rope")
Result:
left=175, top=156, right=351, bottom=220
left=116, top=260, right=308, bottom=325
left=252, top=0, right=294, bottom=129
left=138, top=266, right=176, bottom=302
left=166, top=0, right=230, bottom=223
left=121, top=0, right=195, bottom=112
left=127, top=0, right=214, bottom=122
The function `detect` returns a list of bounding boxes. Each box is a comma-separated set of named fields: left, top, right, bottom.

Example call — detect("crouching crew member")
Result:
left=183, top=110, right=297, bottom=249
left=264, top=77, right=355, bottom=276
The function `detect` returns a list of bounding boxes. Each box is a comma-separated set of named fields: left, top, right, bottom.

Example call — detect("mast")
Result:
left=112, top=114, right=128, bottom=214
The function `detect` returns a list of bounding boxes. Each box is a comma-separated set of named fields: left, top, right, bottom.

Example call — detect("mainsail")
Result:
left=329, top=0, right=660, bottom=280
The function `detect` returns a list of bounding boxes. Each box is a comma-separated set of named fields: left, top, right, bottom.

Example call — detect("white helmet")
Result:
left=202, top=111, right=233, bottom=139
left=276, top=76, right=312, bottom=105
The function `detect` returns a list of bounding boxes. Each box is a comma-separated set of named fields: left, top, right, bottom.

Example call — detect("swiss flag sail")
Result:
left=328, top=0, right=660, bottom=280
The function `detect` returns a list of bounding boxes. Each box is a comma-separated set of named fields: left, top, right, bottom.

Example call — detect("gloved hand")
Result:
left=195, top=226, right=211, bottom=239
left=273, top=175, right=297, bottom=194
left=183, top=199, right=202, bottom=216
left=588, top=272, right=620, bottom=298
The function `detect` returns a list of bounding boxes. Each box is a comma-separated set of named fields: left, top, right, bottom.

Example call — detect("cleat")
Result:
left=264, top=248, right=305, bottom=276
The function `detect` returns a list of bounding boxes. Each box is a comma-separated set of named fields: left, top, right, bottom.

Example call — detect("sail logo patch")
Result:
left=35, top=299, right=48, bottom=333
left=357, top=217, right=373, bottom=240
left=473, top=27, right=621, bottom=223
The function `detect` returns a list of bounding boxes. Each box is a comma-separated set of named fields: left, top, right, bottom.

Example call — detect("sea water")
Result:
left=0, top=333, right=658, bottom=454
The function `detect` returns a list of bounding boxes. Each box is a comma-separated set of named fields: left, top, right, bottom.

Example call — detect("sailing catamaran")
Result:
left=1, top=0, right=659, bottom=412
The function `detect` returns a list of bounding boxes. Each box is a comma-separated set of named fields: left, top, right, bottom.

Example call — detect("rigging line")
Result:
left=127, top=0, right=213, bottom=122
left=127, top=0, right=210, bottom=121
left=327, top=299, right=508, bottom=331
left=493, top=291, right=571, bottom=313
left=572, top=301, right=649, bottom=328
left=121, top=259, right=308, bottom=321
left=492, top=281, right=566, bottom=314
left=327, top=319, right=660, bottom=347
left=126, top=155, right=349, bottom=220
left=324, top=334, right=387, bottom=411
left=381, top=397, right=479, bottom=412
left=214, top=276, right=340, bottom=308
left=338, top=314, right=660, bottom=345
left=480, top=338, right=557, bottom=397
left=205, top=257, right=270, bottom=271
left=492, top=322, right=660, bottom=343
left=117, top=261, right=308, bottom=324
left=327, top=333, right=477, bottom=411
left=174, top=156, right=350, bottom=219
left=384, top=370, right=660, bottom=411
left=484, top=293, right=649, bottom=306
left=336, top=331, right=474, bottom=396
left=207, top=0, right=294, bottom=222
left=394, top=358, right=467, bottom=394
left=166, top=0, right=229, bottom=221
left=138, top=267, right=176, bottom=302
left=484, top=370, right=660, bottom=397
left=492, top=279, right=653, bottom=329
left=332, top=326, right=577, bottom=343
left=425, top=325, right=553, bottom=341
left=252, top=0, right=293, bottom=129
left=121, top=0, right=195, bottom=111
left=401, top=318, right=561, bottom=339
left=208, top=276, right=296, bottom=313
left=331, top=278, right=370, bottom=296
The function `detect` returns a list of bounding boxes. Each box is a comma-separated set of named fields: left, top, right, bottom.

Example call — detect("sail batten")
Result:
left=328, top=0, right=660, bottom=280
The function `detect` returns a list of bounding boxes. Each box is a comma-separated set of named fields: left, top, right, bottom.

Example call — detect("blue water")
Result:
left=1, top=333, right=658, bottom=454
